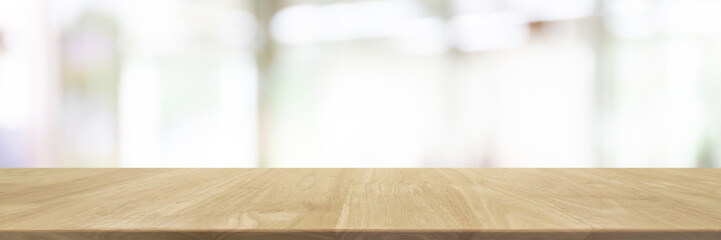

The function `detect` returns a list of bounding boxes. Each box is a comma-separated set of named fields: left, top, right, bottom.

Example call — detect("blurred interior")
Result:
left=2, top=0, right=721, bottom=167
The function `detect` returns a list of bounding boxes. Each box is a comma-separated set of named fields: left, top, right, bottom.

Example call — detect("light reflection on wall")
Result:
left=114, top=0, right=258, bottom=167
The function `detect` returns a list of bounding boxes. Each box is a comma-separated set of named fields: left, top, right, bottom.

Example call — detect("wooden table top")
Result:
left=0, top=168, right=720, bottom=240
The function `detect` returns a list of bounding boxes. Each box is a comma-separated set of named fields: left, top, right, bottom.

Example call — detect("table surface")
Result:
left=1, top=168, right=720, bottom=240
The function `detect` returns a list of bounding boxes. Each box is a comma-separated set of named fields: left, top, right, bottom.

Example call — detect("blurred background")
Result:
left=1, top=0, right=721, bottom=167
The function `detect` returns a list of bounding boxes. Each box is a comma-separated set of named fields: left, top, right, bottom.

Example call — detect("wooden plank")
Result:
left=0, top=169, right=720, bottom=240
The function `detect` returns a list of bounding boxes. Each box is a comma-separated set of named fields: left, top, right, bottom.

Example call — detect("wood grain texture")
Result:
left=0, top=169, right=720, bottom=240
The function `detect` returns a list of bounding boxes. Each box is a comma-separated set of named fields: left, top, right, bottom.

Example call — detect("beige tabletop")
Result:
left=0, top=168, right=720, bottom=240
